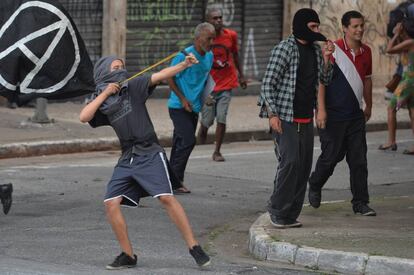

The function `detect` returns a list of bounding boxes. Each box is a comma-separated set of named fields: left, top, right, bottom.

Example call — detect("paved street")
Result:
left=0, top=129, right=413, bottom=274
left=2, top=0, right=414, bottom=273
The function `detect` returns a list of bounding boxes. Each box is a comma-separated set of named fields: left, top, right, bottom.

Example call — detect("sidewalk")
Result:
left=0, top=88, right=411, bottom=158
left=249, top=196, right=414, bottom=275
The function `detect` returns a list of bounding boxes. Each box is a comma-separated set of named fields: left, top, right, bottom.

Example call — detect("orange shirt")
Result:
left=210, top=28, right=239, bottom=92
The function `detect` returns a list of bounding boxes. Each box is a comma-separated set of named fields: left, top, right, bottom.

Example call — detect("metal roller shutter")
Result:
left=59, top=0, right=103, bottom=64
left=208, top=0, right=243, bottom=62
left=242, top=0, right=283, bottom=81
left=200, top=1, right=283, bottom=82
left=126, top=0, right=205, bottom=73
left=125, top=0, right=283, bottom=81
left=216, top=0, right=243, bottom=36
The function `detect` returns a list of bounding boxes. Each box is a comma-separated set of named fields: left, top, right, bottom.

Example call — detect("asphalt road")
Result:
left=0, top=129, right=413, bottom=274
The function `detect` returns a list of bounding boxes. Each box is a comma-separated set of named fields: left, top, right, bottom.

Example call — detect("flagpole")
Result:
left=119, top=50, right=187, bottom=85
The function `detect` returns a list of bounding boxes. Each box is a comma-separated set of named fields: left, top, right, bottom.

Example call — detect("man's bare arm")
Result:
left=167, top=77, right=192, bottom=112
left=150, top=54, right=198, bottom=86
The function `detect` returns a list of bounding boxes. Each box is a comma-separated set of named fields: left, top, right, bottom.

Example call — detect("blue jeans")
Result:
left=169, top=108, right=198, bottom=182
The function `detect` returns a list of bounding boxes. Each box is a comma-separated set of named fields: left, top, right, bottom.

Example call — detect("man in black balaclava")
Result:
left=293, top=8, right=327, bottom=42
left=258, top=8, right=334, bottom=228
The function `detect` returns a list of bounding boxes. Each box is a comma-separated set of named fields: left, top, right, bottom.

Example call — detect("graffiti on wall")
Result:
left=127, top=0, right=198, bottom=68
left=132, top=26, right=194, bottom=67
left=316, top=0, right=397, bottom=80
left=127, top=0, right=240, bottom=70
left=127, top=0, right=272, bottom=81
left=243, top=28, right=259, bottom=77
left=127, top=0, right=198, bottom=22
left=289, top=0, right=403, bottom=80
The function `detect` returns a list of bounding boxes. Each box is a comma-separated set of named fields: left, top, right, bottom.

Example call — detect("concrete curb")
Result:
left=0, top=138, right=120, bottom=159
left=249, top=213, right=414, bottom=275
left=0, top=121, right=411, bottom=159
left=0, top=130, right=270, bottom=159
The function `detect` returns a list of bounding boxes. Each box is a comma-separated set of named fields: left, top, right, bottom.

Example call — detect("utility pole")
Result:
left=102, top=0, right=127, bottom=59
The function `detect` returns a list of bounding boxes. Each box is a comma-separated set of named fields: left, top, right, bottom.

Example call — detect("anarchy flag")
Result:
left=0, top=0, right=95, bottom=105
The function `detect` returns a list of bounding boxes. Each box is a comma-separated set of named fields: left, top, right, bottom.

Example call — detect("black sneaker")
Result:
left=269, top=215, right=302, bottom=229
left=106, top=252, right=137, bottom=270
left=189, top=245, right=210, bottom=267
left=353, top=204, right=376, bottom=216
left=308, top=186, right=321, bottom=209
left=0, top=183, right=13, bottom=215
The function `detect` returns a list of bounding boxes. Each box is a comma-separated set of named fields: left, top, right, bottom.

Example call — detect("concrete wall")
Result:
left=283, top=0, right=405, bottom=87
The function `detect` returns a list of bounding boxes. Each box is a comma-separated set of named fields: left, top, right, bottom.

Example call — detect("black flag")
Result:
left=0, top=0, right=95, bottom=105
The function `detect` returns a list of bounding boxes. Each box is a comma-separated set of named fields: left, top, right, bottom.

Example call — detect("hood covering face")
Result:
left=293, top=8, right=327, bottom=42
left=92, top=56, right=128, bottom=115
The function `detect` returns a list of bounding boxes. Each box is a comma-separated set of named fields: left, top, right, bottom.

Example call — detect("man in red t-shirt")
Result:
left=198, top=7, right=247, bottom=162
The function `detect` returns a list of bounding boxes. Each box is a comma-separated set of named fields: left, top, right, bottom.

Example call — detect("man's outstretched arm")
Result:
left=150, top=54, right=198, bottom=86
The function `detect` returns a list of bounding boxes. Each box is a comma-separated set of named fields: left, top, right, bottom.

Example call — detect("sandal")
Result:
left=378, top=144, right=397, bottom=151
left=212, top=152, right=225, bottom=162
left=403, top=149, right=414, bottom=155
left=173, top=186, right=191, bottom=194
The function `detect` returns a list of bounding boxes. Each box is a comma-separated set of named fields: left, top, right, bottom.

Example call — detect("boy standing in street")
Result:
left=79, top=53, right=210, bottom=269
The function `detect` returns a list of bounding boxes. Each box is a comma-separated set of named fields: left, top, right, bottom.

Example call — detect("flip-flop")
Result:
left=403, top=149, right=414, bottom=155
left=212, top=152, right=225, bottom=162
left=378, top=144, right=397, bottom=151
left=173, top=187, right=191, bottom=194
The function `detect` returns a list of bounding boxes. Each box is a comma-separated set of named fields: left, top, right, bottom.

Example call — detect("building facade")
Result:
left=62, top=0, right=405, bottom=86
